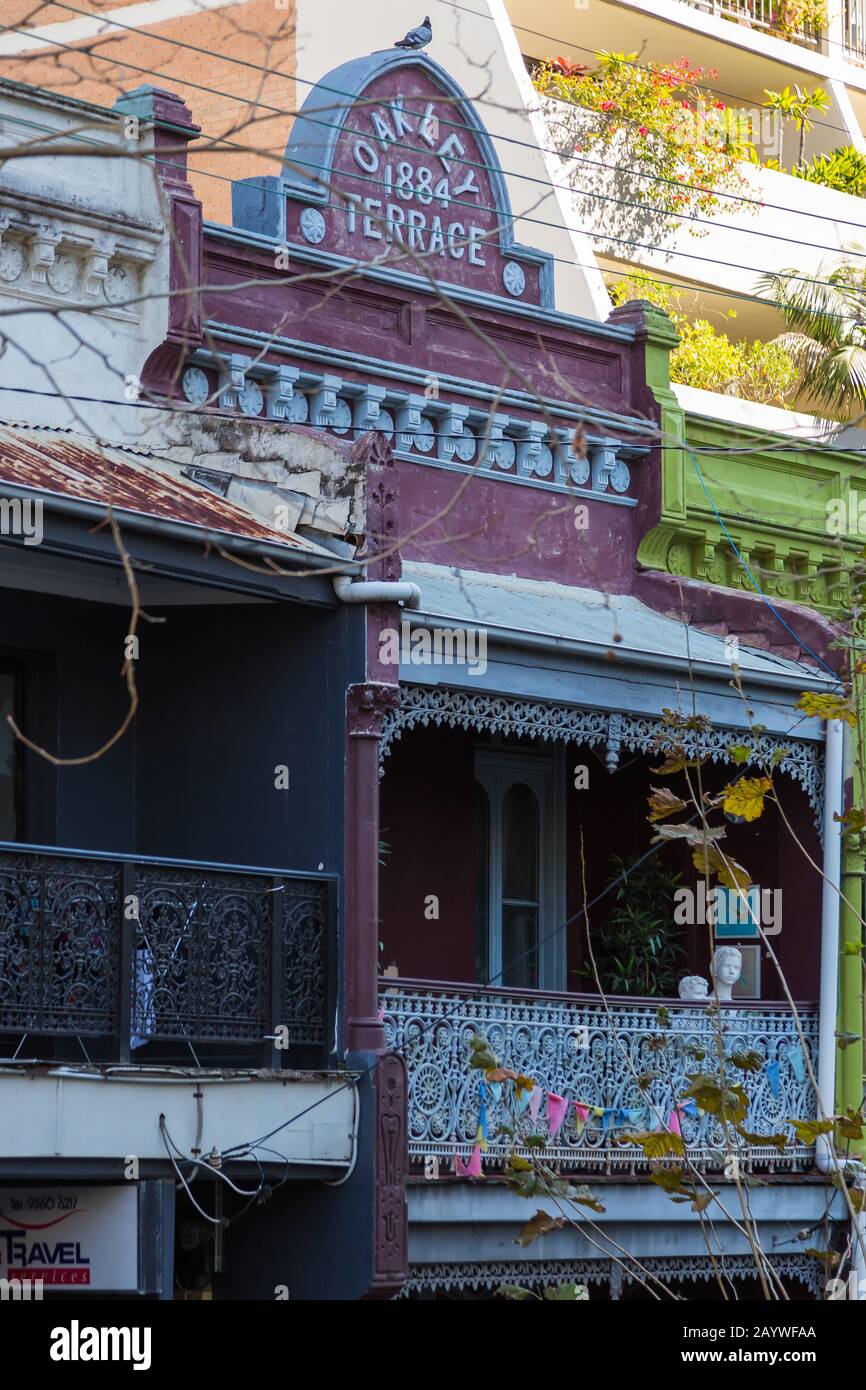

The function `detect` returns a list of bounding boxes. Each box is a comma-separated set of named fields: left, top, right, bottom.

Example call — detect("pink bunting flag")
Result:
left=454, top=1144, right=483, bottom=1178
left=547, top=1091, right=569, bottom=1138
left=528, top=1086, right=543, bottom=1122
left=668, top=1107, right=682, bottom=1137
left=573, top=1101, right=589, bottom=1139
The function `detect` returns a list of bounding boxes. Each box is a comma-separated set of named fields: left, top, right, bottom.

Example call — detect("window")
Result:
left=474, top=749, right=564, bottom=991
left=0, top=665, right=20, bottom=840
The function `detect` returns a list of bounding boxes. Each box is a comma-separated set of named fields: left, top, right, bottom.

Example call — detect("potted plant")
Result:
left=582, top=854, right=685, bottom=997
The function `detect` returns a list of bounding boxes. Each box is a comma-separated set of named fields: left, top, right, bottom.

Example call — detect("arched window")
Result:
left=474, top=751, right=563, bottom=991
left=501, top=783, right=539, bottom=988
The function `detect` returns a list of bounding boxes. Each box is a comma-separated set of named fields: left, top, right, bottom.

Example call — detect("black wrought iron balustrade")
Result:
left=0, top=843, right=335, bottom=1065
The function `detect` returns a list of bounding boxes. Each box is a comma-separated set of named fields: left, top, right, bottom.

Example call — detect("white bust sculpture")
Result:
left=678, top=975, right=709, bottom=1001
left=711, top=946, right=743, bottom=1002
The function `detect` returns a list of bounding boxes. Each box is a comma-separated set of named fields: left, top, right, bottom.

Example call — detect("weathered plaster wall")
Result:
left=0, top=80, right=169, bottom=441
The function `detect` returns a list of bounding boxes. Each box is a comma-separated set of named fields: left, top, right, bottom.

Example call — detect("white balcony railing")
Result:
left=680, top=0, right=821, bottom=47
left=845, top=0, right=866, bottom=61
left=382, top=979, right=819, bottom=1173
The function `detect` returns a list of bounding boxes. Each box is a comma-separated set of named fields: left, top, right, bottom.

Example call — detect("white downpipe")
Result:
left=332, top=575, right=422, bottom=608
left=817, top=719, right=845, bottom=1172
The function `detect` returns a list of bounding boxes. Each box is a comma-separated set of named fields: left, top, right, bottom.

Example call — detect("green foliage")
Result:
left=609, top=273, right=798, bottom=405
left=767, top=0, right=827, bottom=42
left=764, top=83, right=829, bottom=175
left=796, top=145, right=866, bottom=196
left=533, top=51, right=748, bottom=228
left=759, top=254, right=866, bottom=416
left=586, top=853, right=685, bottom=996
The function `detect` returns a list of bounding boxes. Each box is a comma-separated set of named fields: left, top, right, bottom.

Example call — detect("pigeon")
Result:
left=394, top=16, right=432, bottom=50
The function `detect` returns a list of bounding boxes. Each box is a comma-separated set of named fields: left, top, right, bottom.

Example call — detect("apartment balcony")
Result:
left=678, top=0, right=820, bottom=49
left=0, top=841, right=336, bottom=1069
left=538, top=92, right=866, bottom=344
left=381, top=979, right=819, bottom=1173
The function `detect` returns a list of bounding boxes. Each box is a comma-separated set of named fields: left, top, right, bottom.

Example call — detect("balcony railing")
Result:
left=680, top=0, right=821, bottom=48
left=845, top=0, right=866, bottom=61
left=382, top=979, right=819, bottom=1173
left=0, top=842, right=336, bottom=1066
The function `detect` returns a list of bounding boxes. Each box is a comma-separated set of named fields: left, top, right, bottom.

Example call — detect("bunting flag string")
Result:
left=455, top=1145, right=483, bottom=1178
left=459, top=1039, right=809, bottom=1182
left=547, top=1092, right=569, bottom=1137
left=785, top=1043, right=805, bottom=1083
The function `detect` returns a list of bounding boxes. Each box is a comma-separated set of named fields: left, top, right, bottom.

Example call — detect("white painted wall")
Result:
left=0, top=82, right=169, bottom=443
left=0, top=1069, right=357, bottom=1167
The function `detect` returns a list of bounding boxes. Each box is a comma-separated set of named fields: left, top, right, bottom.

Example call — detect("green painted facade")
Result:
left=634, top=302, right=865, bottom=1136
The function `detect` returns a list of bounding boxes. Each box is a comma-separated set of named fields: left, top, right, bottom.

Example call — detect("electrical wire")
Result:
left=22, top=0, right=866, bottom=165
left=442, top=0, right=866, bottom=133
left=8, top=10, right=866, bottom=267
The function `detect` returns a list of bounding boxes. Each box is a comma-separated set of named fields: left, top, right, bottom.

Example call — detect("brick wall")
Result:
left=2, top=0, right=298, bottom=223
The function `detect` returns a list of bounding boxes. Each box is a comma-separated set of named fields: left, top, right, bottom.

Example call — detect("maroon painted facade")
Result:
left=139, top=47, right=834, bottom=1059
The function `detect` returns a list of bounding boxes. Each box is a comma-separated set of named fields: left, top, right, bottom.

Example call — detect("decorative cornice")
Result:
left=395, top=1253, right=823, bottom=1298
left=380, top=684, right=825, bottom=832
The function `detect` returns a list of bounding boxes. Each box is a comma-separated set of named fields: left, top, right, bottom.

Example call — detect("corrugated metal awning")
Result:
left=397, top=563, right=832, bottom=737
left=0, top=423, right=333, bottom=557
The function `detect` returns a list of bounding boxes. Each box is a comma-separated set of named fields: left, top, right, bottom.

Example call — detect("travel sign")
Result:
left=234, top=52, right=552, bottom=307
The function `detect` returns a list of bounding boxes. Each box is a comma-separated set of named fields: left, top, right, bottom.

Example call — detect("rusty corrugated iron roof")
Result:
left=0, top=423, right=328, bottom=554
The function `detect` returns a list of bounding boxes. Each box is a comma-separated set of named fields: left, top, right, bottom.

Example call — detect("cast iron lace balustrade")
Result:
left=0, top=843, right=334, bottom=1063
left=381, top=981, right=819, bottom=1172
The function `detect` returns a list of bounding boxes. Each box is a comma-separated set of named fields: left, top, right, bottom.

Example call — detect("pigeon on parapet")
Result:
left=394, top=16, right=432, bottom=49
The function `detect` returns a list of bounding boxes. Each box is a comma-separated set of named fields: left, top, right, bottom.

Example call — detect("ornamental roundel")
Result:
left=502, top=260, right=526, bottom=296
left=413, top=417, right=435, bottom=453
left=47, top=254, right=79, bottom=296
left=238, top=380, right=264, bottom=417
left=182, top=366, right=210, bottom=405
left=299, top=207, right=327, bottom=244
left=0, top=241, right=24, bottom=282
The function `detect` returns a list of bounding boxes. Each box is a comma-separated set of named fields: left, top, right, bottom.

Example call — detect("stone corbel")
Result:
left=590, top=440, right=621, bottom=492
left=266, top=364, right=301, bottom=420
left=483, top=413, right=513, bottom=470
left=354, top=384, right=388, bottom=435
left=218, top=353, right=251, bottom=409
left=695, top=537, right=726, bottom=587
left=396, top=393, right=427, bottom=452
left=0, top=212, right=11, bottom=245
left=310, top=373, right=343, bottom=428
left=29, top=221, right=61, bottom=286
left=555, top=429, right=590, bottom=486
left=83, top=234, right=115, bottom=297
left=437, top=403, right=469, bottom=463
left=786, top=547, right=823, bottom=606
left=516, top=422, right=552, bottom=478
left=727, top=537, right=752, bottom=590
